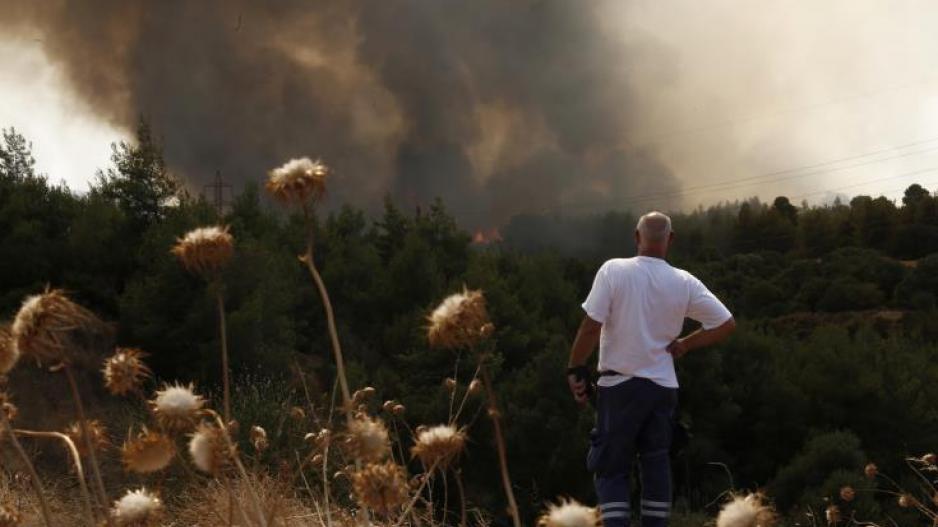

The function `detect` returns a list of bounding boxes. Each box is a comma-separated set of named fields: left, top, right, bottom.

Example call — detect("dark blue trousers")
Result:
left=587, top=377, right=678, bottom=527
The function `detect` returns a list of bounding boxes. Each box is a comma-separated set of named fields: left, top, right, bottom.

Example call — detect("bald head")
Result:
left=635, top=211, right=673, bottom=256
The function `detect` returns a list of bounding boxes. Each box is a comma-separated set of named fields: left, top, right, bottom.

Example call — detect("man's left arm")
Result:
left=667, top=317, right=735, bottom=359
left=669, top=277, right=736, bottom=359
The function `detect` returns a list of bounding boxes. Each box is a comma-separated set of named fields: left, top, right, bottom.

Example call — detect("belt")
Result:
left=598, top=370, right=625, bottom=377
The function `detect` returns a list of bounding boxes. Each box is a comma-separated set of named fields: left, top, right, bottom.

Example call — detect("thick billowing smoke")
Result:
left=10, top=1, right=937, bottom=227
left=0, top=0, right=680, bottom=227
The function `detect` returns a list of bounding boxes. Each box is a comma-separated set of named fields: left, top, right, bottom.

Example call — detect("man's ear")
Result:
left=634, top=230, right=641, bottom=248
left=668, top=231, right=675, bottom=247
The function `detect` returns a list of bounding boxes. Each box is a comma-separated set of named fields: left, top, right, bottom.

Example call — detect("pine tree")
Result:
left=95, top=118, right=179, bottom=228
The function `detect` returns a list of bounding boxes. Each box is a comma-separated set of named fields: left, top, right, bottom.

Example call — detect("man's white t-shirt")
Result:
left=581, top=256, right=732, bottom=389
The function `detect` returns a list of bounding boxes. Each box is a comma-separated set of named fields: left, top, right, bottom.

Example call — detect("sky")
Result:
left=0, top=38, right=128, bottom=191
left=3, top=1, right=938, bottom=217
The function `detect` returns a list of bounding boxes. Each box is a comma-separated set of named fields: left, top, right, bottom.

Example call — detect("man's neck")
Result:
left=637, top=250, right=667, bottom=260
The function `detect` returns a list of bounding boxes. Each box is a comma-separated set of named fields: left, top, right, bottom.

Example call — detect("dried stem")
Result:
left=455, top=469, right=468, bottom=527
left=393, top=460, right=442, bottom=527
left=479, top=365, right=521, bottom=527
left=207, top=410, right=267, bottom=527
left=215, top=286, right=232, bottom=423
left=451, top=364, right=482, bottom=425
left=300, top=204, right=352, bottom=415
left=0, top=409, right=53, bottom=527
left=64, top=364, right=112, bottom=526
left=213, top=285, right=234, bottom=527
left=15, top=429, right=97, bottom=526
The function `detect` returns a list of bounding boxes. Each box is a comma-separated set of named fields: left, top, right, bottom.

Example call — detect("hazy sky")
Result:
left=3, top=1, right=938, bottom=214
left=0, top=38, right=127, bottom=190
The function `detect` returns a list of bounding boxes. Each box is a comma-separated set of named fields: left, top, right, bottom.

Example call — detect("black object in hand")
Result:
left=566, top=365, right=595, bottom=401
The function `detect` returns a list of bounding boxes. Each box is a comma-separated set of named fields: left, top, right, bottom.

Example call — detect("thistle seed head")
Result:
left=171, top=226, right=234, bottom=276
left=11, top=289, right=99, bottom=366
left=0, top=325, right=20, bottom=375
left=0, top=503, right=19, bottom=527
left=411, top=424, right=466, bottom=468
left=839, top=486, right=855, bottom=503
left=121, top=427, right=176, bottom=474
left=0, top=393, right=17, bottom=425
left=537, top=498, right=600, bottom=527
left=149, top=383, right=204, bottom=432
left=266, top=158, right=329, bottom=206
left=103, top=347, right=151, bottom=396
left=350, top=461, right=409, bottom=516
left=65, top=419, right=110, bottom=456
left=716, top=493, right=778, bottom=527
left=289, top=406, right=306, bottom=422
left=250, top=425, right=268, bottom=453
left=189, top=422, right=230, bottom=475
left=427, top=288, right=492, bottom=349
left=344, top=415, right=390, bottom=463
left=111, top=487, right=162, bottom=526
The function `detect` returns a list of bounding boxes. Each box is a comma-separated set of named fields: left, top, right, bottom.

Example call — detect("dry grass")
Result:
left=172, top=474, right=320, bottom=527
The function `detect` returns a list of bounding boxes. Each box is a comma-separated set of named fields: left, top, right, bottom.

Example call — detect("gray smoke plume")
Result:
left=1, top=0, right=681, bottom=227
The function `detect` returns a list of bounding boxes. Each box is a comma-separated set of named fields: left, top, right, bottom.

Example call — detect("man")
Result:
left=566, top=211, right=735, bottom=527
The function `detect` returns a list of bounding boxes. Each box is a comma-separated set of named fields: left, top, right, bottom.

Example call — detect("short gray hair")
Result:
left=636, top=212, right=672, bottom=243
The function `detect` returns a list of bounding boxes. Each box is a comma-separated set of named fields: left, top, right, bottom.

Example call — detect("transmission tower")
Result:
left=203, top=170, right=233, bottom=215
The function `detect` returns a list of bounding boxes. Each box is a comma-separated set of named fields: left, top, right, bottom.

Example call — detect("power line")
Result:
left=635, top=74, right=938, bottom=148
left=791, top=167, right=938, bottom=201
left=546, top=138, right=938, bottom=215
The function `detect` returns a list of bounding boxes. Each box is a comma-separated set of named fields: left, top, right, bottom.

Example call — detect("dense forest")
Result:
left=4, top=122, right=938, bottom=524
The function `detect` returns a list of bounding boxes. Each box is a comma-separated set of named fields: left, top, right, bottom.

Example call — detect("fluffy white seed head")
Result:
left=537, top=498, right=599, bottom=527
left=112, top=487, right=162, bottom=526
left=149, top=383, right=204, bottom=432
left=716, top=494, right=777, bottom=527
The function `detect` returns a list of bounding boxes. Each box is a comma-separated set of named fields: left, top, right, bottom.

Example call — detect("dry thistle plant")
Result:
left=110, top=488, right=162, bottom=527
left=9, top=288, right=108, bottom=525
left=350, top=461, right=410, bottom=517
left=121, top=427, right=176, bottom=474
left=537, top=498, right=600, bottom=527
left=189, top=422, right=231, bottom=475
left=10, top=289, right=99, bottom=366
left=265, top=157, right=329, bottom=205
left=170, top=226, right=234, bottom=277
left=249, top=425, right=268, bottom=453
left=102, top=348, right=151, bottom=396
left=0, top=503, right=19, bottom=527
left=428, top=287, right=520, bottom=527
left=716, top=493, right=778, bottom=527
left=427, top=288, right=492, bottom=350
left=172, top=225, right=234, bottom=423
left=64, top=420, right=109, bottom=456
left=411, top=424, right=466, bottom=469
left=344, top=414, right=391, bottom=463
left=0, top=325, right=20, bottom=375
left=149, top=383, right=205, bottom=432
left=266, top=157, right=353, bottom=413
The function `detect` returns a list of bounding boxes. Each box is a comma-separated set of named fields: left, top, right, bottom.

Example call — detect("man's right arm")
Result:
left=567, top=315, right=602, bottom=404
